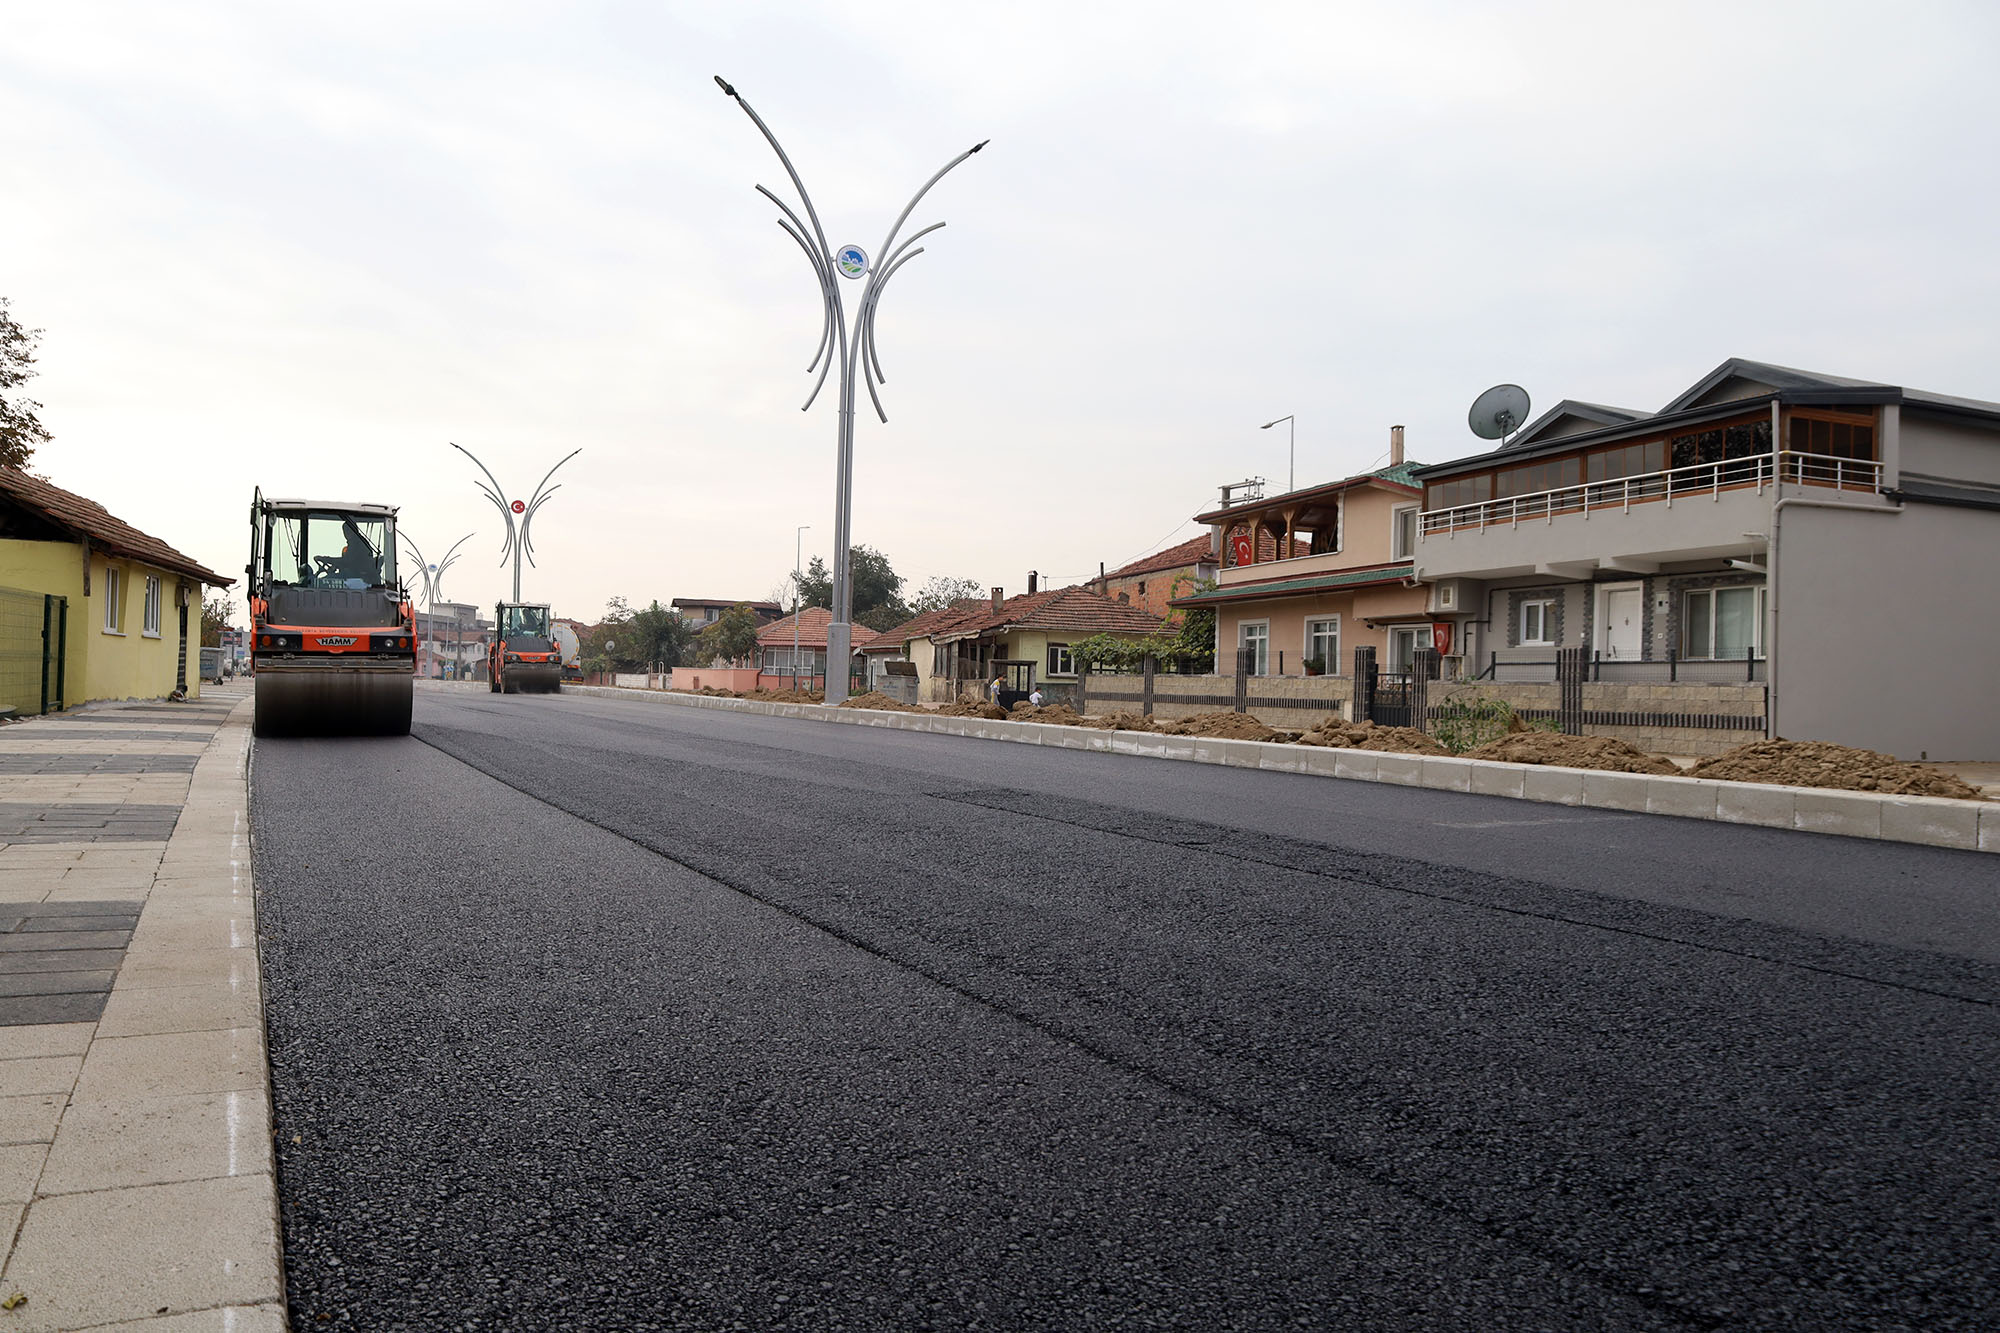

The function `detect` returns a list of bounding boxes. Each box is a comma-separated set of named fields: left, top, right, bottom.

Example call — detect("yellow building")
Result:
left=0, top=467, right=233, bottom=715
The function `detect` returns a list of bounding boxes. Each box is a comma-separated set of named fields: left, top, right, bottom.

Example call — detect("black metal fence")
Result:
left=0, top=586, right=68, bottom=717
left=1480, top=649, right=1764, bottom=684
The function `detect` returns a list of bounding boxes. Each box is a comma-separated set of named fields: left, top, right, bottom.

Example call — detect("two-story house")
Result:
left=1170, top=430, right=1432, bottom=677
left=1411, top=358, right=2000, bottom=759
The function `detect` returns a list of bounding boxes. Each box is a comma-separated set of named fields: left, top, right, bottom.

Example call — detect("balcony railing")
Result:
left=1421, top=451, right=1882, bottom=536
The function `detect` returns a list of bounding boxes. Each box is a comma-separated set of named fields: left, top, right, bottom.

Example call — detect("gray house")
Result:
left=1410, top=358, right=2000, bottom=760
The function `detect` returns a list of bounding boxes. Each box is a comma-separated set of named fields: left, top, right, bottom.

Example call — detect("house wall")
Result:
left=1214, top=583, right=1429, bottom=677
left=1215, top=486, right=1417, bottom=586
left=1414, top=484, right=1771, bottom=580
left=1774, top=499, right=1999, bottom=759
left=1101, top=562, right=1207, bottom=619
left=0, top=539, right=203, bottom=705
left=1900, top=413, right=2000, bottom=487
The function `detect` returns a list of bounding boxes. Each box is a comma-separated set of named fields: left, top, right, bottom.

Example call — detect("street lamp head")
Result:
left=714, top=75, right=738, bottom=98
left=1262, top=416, right=1292, bottom=430
left=970, top=139, right=990, bottom=153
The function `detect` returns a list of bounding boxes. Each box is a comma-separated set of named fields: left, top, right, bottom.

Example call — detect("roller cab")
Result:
left=247, top=489, right=416, bottom=736
left=489, top=602, right=563, bottom=694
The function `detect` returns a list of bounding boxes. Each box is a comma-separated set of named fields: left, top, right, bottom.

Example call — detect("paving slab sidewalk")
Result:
left=0, top=686, right=285, bottom=1331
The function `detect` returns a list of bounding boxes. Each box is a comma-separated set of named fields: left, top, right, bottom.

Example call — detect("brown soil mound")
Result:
left=1296, top=718, right=1448, bottom=755
left=749, top=688, right=824, bottom=703
left=1151, top=711, right=1286, bottom=742
left=1009, top=703, right=1091, bottom=727
left=1092, top=711, right=1157, bottom=731
left=836, top=692, right=920, bottom=713
left=675, top=686, right=739, bottom=697
left=935, top=699, right=1008, bottom=720
left=1689, top=740, right=1985, bottom=799
left=1467, top=732, right=1681, bottom=774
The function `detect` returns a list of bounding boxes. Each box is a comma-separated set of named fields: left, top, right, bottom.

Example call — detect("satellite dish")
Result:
left=1469, top=384, right=1532, bottom=444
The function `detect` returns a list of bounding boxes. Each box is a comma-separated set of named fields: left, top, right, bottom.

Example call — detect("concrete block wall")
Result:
left=1089, top=673, right=1353, bottom=727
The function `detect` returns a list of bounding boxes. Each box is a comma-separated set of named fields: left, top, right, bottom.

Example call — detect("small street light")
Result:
left=1262, top=415, right=1296, bottom=493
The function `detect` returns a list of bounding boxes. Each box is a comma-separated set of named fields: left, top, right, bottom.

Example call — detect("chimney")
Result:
left=1390, top=424, right=1406, bottom=466
left=1028, top=570, right=1039, bottom=595
left=991, top=586, right=1004, bottom=613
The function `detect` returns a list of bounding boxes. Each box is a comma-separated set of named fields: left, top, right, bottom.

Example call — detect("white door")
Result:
left=1601, top=585, right=1642, bottom=659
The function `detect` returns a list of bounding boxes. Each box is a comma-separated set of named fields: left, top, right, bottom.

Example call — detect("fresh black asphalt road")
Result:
left=251, top=686, right=2000, bottom=1331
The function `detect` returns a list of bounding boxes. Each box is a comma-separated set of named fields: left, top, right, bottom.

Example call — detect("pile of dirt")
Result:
left=1296, top=718, right=1449, bottom=755
left=749, top=688, right=824, bottom=704
left=1091, top=711, right=1158, bottom=732
left=935, top=699, right=1009, bottom=720
left=1008, top=702, right=1092, bottom=727
left=1688, top=740, right=1986, bottom=799
left=677, top=686, right=740, bottom=697
left=1147, top=711, right=1288, bottom=743
left=1467, top=732, right=1681, bottom=774
left=836, top=692, right=921, bottom=713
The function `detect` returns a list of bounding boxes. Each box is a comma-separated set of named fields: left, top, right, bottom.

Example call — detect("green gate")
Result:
left=0, top=586, right=68, bottom=717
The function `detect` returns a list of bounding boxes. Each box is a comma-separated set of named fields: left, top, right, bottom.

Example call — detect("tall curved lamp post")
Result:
left=451, top=443, right=581, bottom=602
left=716, top=74, right=986, bottom=704
left=402, top=532, right=473, bottom=678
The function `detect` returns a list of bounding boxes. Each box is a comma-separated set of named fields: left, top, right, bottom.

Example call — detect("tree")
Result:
left=200, top=593, right=234, bottom=648
left=909, top=575, right=984, bottom=616
left=697, top=604, right=763, bottom=665
left=791, top=544, right=909, bottom=629
left=582, top=596, right=693, bottom=672
left=0, top=298, right=53, bottom=471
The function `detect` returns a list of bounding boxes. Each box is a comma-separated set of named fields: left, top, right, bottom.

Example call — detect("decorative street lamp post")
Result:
left=716, top=74, right=986, bottom=704
left=402, top=532, right=472, bottom=678
left=451, top=443, right=581, bottom=602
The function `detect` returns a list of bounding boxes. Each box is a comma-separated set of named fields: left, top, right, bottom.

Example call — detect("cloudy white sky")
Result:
left=6, top=1, right=1998, bottom=623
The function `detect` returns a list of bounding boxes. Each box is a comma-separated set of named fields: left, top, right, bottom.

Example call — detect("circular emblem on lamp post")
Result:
left=511, top=500, right=526, bottom=514
left=835, top=244, right=868, bottom=279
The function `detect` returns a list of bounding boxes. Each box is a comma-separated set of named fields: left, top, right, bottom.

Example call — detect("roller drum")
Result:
left=254, top=669, right=414, bottom=737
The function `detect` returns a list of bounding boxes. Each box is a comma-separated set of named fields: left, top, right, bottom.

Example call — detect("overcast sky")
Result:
left=6, top=1, right=1998, bottom=623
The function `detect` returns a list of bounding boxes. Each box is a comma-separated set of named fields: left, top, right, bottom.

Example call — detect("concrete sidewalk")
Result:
left=0, top=684, right=284, bottom=1332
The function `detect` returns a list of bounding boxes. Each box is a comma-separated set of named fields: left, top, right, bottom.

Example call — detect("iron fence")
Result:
left=1480, top=649, right=1764, bottom=684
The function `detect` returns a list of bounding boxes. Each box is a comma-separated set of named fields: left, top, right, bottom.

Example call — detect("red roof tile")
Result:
left=755, top=606, right=880, bottom=650
left=858, top=599, right=988, bottom=653
left=0, top=466, right=232, bottom=586
left=928, top=585, right=1172, bottom=643
left=1102, top=534, right=1217, bottom=582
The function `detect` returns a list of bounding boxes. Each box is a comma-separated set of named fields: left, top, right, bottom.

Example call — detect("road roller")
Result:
left=488, top=602, right=563, bottom=694
left=246, top=489, right=417, bottom=737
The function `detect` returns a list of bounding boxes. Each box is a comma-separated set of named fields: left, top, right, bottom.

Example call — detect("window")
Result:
left=1683, top=586, right=1763, bottom=659
left=1787, top=412, right=1874, bottom=460
left=1495, top=456, right=1581, bottom=499
left=1426, top=475, right=1493, bottom=511
left=1047, top=643, right=1074, bottom=676
left=1388, top=627, right=1423, bottom=674
left=265, top=510, right=394, bottom=588
left=1587, top=440, right=1667, bottom=483
left=1519, top=598, right=1555, bottom=645
left=143, top=575, right=163, bottom=636
left=1304, top=617, right=1339, bottom=673
left=1391, top=506, right=1418, bottom=561
left=103, top=566, right=124, bottom=633
left=1237, top=621, right=1269, bottom=676
left=1135, top=582, right=1147, bottom=596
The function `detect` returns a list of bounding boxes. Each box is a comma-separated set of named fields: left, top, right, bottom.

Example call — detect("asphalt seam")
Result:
left=929, top=790, right=2000, bottom=1011
left=410, top=725, right=1723, bottom=1332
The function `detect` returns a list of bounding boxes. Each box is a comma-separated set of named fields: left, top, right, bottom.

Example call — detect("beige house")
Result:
left=1411, top=357, right=2000, bottom=759
left=1173, top=441, right=1433, bottom=678
left=888, top=583, right=1171, bottom=705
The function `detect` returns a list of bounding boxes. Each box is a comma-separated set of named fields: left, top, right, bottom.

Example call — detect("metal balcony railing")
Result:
left=1420, top=451, right=1883, bottom=536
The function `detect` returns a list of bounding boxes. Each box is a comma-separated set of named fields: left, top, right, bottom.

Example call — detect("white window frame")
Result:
left=1391, top=505, right=1419, bottom=561
left=1046, top=643, right=1075, bottom=677
left=1682, top=586, right=1765, bottom=660
left=143, top=574, right=163, bottom=637
left=102, top=565, right=125, bottom=634
left=1388, top=626, right=1424, bottom=674
left=1303, top=615, right=1340, bottom=673
left=1519, top=597, right=1555, bottom=646
left=1237, top=619, right=1270, bottom=676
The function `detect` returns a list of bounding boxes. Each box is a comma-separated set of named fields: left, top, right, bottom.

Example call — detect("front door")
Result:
left=1600, top=584, right=1642, bottom=659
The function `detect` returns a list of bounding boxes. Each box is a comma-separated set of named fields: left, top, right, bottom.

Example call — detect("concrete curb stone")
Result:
left=553, top=683, right=1994, bottom=854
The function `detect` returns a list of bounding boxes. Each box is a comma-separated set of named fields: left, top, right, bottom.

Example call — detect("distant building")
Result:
left=672, top=597, right=785, bottom=627
left=1086, top=534, right=1219, bottom=620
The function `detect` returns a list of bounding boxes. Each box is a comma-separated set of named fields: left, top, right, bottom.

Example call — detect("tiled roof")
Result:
left=674, top=597, right=784, bottom=612
left=929, top=585, right=1172, bottom=643
left=1192, top=465, right=1424, bottom=524
left=0, top=466, right=232, bottom=586
left=858, top=600, right=987, bottom=653
left=755, top=606, right=880, bottom=650
left=1103, top=534, right=1217, bottom=582
left=1170, top=562, right=1414, bottom=607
